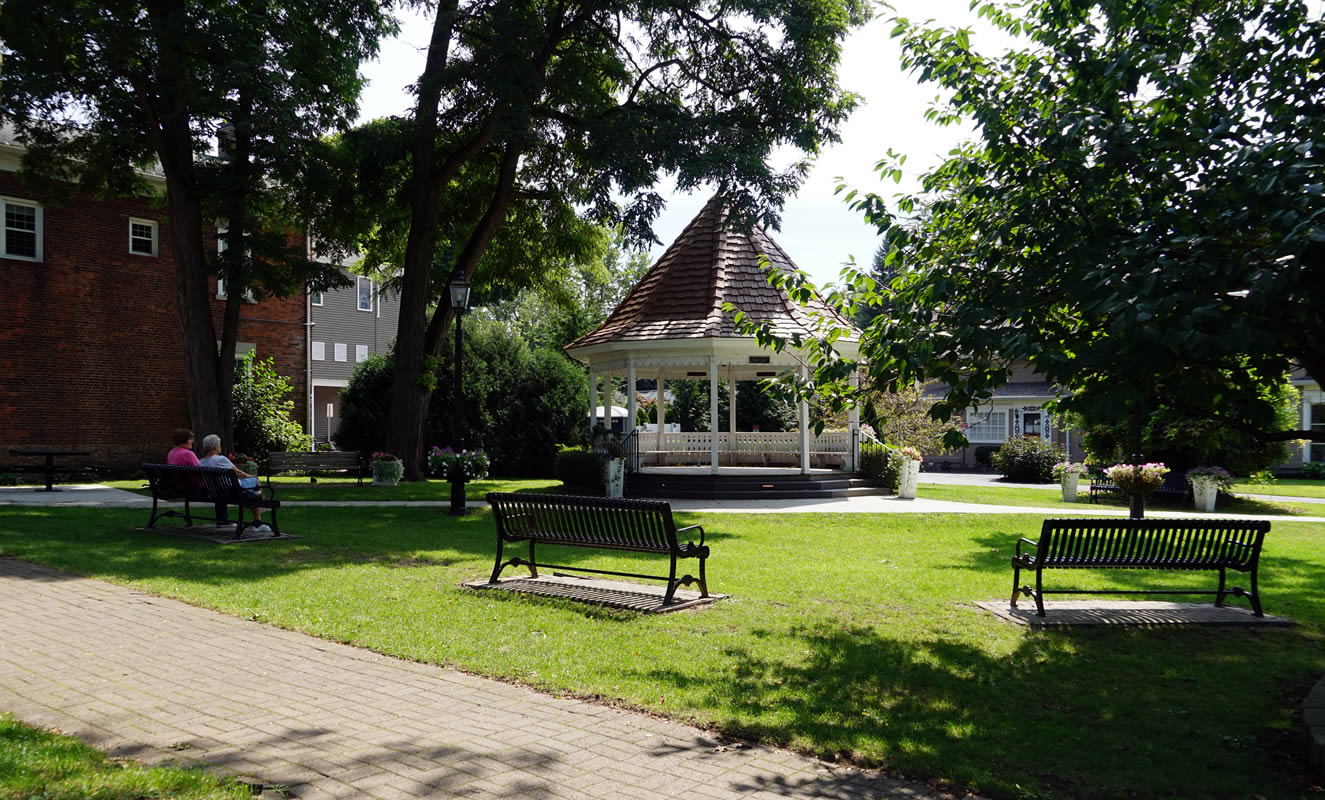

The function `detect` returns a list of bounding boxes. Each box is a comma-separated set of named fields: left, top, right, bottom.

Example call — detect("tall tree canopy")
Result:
left=785, top=0, right=1324, bottom=450
left=0, top=0, right=393, bottom=442
left=318, top=0, right=869, bottom=479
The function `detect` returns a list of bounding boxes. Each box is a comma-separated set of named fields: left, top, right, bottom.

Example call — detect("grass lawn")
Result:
left=1232, top=479, right=1325, bottom=500
left=101, top=475, right=563, bottom=502
left=0, top=713, right=250, bottom=799
left=916, top=482, right=1313, bottom=516
left=1, top=507, right=1321, bottom=799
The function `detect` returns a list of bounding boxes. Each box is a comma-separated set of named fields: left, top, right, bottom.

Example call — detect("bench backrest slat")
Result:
left=1040, top=518, right=1268, bottom=568
left=268, top=451, right=362, bottom=470
left=487, top=492, right=679, bottom=553
left=142, top=463, right=238, bottom=503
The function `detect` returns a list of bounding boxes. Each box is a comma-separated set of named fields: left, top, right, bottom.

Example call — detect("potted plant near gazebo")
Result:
left=1185, top=466, right=1233, bottom=512
left=1053, top=461, right=1087, bottom=502
left=895, top=446, right=923, bottom=499
left=1104, top=462, right=1169, bottom=500
left=429, top=446, right=490, bottom=488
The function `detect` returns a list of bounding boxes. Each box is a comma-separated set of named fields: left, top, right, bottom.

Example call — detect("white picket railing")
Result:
left=638, top=430, right=852, bottom=466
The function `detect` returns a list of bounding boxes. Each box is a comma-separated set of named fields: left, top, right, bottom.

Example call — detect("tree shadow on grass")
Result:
left=634, top=620, right=1319, bottom=800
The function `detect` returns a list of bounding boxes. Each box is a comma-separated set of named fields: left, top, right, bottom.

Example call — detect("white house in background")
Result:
left=307, top=245, right=400, bottom=444
left=926, top=362, right=1086, bottom=470
left=1289, top=369, right=1323, bottom=471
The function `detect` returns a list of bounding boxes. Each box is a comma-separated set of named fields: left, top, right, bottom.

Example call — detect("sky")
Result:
left=354, top=1, right=1015, bottom=289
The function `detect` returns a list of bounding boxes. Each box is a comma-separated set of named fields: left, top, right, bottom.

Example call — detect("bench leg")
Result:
left=489, top=538, right=506, bottom=583
left=527, top=540, right=539, bottom=578
left=1214, top=567, right=1228, bottom=608
left=146, top=495, right=161, bottom=528
left=1010, top=562, right=1022, bottom=608
left=697, top=555, right=708, bottom=598
left=1248, top=569, right=1263, bottom=617
left=1034, top=569, right=1046, bottom=616
left=663, top=556, right=679, bottom=606
left=267, top=507, right=281, bottom=537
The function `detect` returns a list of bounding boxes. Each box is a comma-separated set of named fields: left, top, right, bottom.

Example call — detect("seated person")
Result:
left=198, top=434, right=271, bottom=533
left=167, top=429, right=199, bottom=466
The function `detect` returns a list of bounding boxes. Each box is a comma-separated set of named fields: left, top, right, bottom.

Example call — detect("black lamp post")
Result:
left=448, top=272, right=471, bottom=516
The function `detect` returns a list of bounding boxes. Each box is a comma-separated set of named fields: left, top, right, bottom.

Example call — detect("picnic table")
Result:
left=5, top=448, right=93, bottom=492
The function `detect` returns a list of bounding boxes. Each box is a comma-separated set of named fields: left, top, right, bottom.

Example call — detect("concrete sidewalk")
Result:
left=4, top=483, right=1321, bottom=521
left=0, top=558, right=970, bottom=800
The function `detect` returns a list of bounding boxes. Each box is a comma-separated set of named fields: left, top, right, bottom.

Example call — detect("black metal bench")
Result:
left=1089, top=471, right=1188, bottom=503
left=267, top=450, right=365, bottom=485
left=486, top=492, right=710, bottom=606
left=1011, top=517, right=1270, bottom=617
left=141, top=463, right=282, bottom=539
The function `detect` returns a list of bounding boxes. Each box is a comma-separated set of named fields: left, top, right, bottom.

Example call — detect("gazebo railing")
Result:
left=634, top=430, right=852, bottom=467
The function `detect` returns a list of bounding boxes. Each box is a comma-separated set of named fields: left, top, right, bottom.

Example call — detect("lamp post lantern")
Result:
left=448, top=273, right=471, bottom=516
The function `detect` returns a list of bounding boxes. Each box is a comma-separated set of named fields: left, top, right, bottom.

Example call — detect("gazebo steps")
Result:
left=626, top=472, right=887, bottom=500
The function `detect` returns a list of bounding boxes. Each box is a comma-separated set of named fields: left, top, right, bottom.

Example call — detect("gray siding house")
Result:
left=309, top=270, right=400, bottom=443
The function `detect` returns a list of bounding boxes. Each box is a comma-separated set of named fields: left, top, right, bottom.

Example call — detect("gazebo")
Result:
left=565, top=195, right=864, bottom=477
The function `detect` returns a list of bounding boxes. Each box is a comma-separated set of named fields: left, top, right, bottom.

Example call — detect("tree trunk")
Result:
left=386, top=0, right=459, bottom=481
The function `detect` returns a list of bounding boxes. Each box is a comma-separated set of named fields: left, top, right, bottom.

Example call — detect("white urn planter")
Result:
left=1060, top=473, right=1081, bottom=502
left=1191, top=478, right=1219, bottom=512
left=898, top=460, right=920, bottom=499
left=603, top=457, right=625, bottom=498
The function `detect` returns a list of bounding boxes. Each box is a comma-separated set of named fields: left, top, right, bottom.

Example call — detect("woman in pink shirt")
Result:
left=167, top=429, right=200, bottom=466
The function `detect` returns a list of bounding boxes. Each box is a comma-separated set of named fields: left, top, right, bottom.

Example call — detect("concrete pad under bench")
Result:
left=976, top=599, right=1293, bottom=628
left=465, top=574, right=727, bottom=613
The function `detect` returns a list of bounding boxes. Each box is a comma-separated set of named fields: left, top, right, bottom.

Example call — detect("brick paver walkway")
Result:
left=0, top=559, right=969, bottom=799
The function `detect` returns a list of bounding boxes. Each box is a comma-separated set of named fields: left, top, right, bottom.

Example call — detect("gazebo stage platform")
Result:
left=627, top=468, right=887, bottom=500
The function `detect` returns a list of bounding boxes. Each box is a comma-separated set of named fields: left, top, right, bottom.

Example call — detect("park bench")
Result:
left=141, top=463, right=282, bottom=540
left=1089, top=471, right=1188, bottom=504
left=486, top=492, right=710, bottom=606
left=1010, top=517, right=1270, bottom=617
left=267, top=450, right=366, bottom=485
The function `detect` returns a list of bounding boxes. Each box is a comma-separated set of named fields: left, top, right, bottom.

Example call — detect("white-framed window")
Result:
left=1311, top=403, right=1324, bottom=463
left=2, top=198, right=42, bottom=261
left=334, top=343, right=347, bottom=362
left=310, top=290, right=324, bottom=306
left=216, top=222, right=255, bottom=302
left=355, top=344, right=369, bottom=363
left=311, top=341, right=326, bottom=361
left=357, top=276, right=374, bottom=312
left=129, top=218, right=157, bottom=256
left=965, top=410, right=1008, bottom=443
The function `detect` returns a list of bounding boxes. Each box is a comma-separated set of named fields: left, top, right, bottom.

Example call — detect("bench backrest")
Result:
left=487, top=492, right=680, bottom=554
left=268, top=451, right=362, bottom=471
left=142, top=463, right=238, bottom=502
left=1037, top=518, right=1269, bottom=569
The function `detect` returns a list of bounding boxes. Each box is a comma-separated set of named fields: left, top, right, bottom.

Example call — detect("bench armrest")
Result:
left=1014, top=537, right=1040, bottom=558
left=676, top=524, right=705, bottom=546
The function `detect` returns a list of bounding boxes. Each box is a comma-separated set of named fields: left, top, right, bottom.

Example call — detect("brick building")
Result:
left=0, top=134, right=308, bottom=470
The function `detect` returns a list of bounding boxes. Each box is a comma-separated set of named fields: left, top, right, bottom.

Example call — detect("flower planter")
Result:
left=603, top=457, right=625, bottom=499
left=1191, top=478, right=1219, bottom=512
left=1060, top=472, right=1081, bottom=502
left=898, top=460, right=920, bottom=499
left=371, top=460, right=403, bottom=487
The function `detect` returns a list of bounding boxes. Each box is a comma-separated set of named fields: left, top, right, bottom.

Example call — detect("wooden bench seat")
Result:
left=267, top=450, right=365, bottom=485
left=486, top=492, right=710, bottom=605
left=1011, top=518, right=1270, bottom=617
left=141, top=463, right=282, bottom=539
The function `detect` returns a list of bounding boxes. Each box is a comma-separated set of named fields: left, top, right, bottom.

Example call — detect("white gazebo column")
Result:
left=626, top=360, right=637, bottom=439
left=587, top=368, right=597, bottom=437
left=599, top=372, right=612, bottom=434
left=799, top=364, right=811, bottom=475
left=709, top=359, right=720, bottom=473
left=727, top=368, right=737, bottom=463
left=846, top=370, right=860, bottom=472
left=656, top=372, right=666, bottom=457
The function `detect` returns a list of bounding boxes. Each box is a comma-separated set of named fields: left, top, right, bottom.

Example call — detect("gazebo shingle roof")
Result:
left=566, top=195, right=857, bottom=350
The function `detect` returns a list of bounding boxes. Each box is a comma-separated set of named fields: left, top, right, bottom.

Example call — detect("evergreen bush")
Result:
left=991, top=437, right=1062, bottom=483
left=554, top=446, right=603, bottom=490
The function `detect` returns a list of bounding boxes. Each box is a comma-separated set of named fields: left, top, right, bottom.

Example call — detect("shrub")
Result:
left=1302, top=462, right=1325, bottom=480
left=232, top=353, right=311, bottom=462
left=554, top=446, right=603, bottom=490
left=974, top=445, right=998, bottom=467
left=1245, top=469, right=1278, bottom=485
left=858, top=443, right=892, bottom=485
left=991, top=437, right=1062, bottom=483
